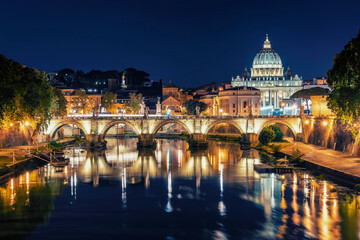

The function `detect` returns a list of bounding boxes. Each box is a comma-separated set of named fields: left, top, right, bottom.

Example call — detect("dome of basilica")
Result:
left=252, top=35, right=282, bottom=69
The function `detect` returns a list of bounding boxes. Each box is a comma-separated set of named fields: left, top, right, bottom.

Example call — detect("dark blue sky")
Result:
left=1, top=0, right=359, bottom=87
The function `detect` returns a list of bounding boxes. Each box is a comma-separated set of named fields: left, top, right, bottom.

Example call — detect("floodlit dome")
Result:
left=252, top=35, right=282, bottom=69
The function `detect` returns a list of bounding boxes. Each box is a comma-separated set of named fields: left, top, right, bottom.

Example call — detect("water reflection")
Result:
left=0, top=138, right=359, bottom=239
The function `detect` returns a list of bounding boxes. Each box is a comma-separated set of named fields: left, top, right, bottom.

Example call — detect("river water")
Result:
left=0, top=138, right=359, bottom=240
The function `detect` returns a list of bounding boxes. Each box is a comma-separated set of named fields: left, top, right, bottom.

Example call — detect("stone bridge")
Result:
left=45, top=115, right=304, bottom=148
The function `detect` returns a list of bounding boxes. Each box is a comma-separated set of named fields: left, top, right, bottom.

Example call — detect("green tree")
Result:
left=327, top=30, right=360, bottom=123
left=50, top=87, right=67, bottom=117
left=0, top=55, right=52, bottom=131
left=121, top=68, right=150, bottom=87
left=102, top=92, right=117, bottom=114
left=269, top=125, right=284, bottom=142
left=259, top=127, right=275, bottom=145
left=127, top=92, right=142, bottom=114
left=182, top=100, right=207, bottom=115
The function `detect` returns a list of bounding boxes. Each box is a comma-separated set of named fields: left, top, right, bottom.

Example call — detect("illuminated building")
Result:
left=231, top=35, right=303, bottom=115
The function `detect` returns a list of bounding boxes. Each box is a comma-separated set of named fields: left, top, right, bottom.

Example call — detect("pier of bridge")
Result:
left=44, top=114, right=305, bottom=149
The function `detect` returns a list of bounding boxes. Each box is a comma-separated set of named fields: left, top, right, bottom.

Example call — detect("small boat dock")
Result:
left=31, top=151, right=69, bottom=167
left=254, top=164, right=275, bottom=173
left=254, top=159, right=300, bottom=174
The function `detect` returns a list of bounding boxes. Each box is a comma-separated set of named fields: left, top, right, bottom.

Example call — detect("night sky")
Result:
left=1, top=0, right=359, bottom=87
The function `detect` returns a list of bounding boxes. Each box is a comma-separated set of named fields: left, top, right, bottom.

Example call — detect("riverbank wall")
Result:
left=303, top=117, right=360, bottom=156
left=0, top=127, right=47, bottom=148
left=300, top=159, right=360, bottom=187
left=0, top=127, right=33, bottom=148
left=274, top=145, right=360, bottom=187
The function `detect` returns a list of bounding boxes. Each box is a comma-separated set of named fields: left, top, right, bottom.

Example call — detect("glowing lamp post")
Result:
left=219, top=108, right=223, bottom=116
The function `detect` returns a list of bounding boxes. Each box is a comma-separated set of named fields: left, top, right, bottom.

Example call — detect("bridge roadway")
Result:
left=45, top=114, right=305, bottom=148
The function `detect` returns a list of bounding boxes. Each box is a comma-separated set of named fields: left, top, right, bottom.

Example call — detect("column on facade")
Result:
left=275, top=91, right=278, bottom=108
left=262, top=91, right=266, bottom=107
left=250, top=98, right=253, bottom=114
left=269, top=90, right=272, bottom=107
left=274, top=91, right=277, bottom=108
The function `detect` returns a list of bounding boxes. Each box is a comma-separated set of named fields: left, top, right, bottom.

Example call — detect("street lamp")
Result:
left=219, top=108, right=223, bottom=116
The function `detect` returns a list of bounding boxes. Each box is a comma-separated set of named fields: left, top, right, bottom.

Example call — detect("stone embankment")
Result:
left=278, top=141, right=360, bottom=186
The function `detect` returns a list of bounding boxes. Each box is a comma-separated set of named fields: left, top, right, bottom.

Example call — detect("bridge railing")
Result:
left=51, top=114, right=300, bottom=121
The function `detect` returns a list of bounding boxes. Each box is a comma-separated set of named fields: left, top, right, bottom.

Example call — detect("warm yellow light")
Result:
left=25, top=121, right=29, bottom=126
left=10, top=123, right=13, bottom=127
left=305, top=120, right=309, bottom=124
left=322, top=121, right=328, bottom=126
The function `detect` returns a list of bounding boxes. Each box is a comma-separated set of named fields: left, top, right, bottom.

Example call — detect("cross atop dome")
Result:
left=263, top=34, right=271, bottom=49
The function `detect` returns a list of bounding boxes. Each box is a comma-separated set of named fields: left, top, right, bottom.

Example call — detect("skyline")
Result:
left=1, top=0, right=360, bottom=87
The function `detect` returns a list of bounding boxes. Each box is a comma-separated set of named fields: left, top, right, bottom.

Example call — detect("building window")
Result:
left=233, top=110, right=235, bottom=113
left=243, top=101, right=247, bottom=108
left=233, top=104, right=235, bottom=108
left=255, top=103, right=258, bottom=108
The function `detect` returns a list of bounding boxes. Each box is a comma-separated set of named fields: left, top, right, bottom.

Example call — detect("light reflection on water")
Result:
left=0, top=138, right=359, bottom=240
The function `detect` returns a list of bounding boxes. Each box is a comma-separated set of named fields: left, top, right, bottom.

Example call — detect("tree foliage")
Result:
left=127, top=92, right=142, bottom=114
left=259, top=127, right=275, bottom=145
left=102, top=92, right=117, bottom=114
left=327, top=30, right=360, bottom=123
left=269, top=125, right=284, bottom=142
left=50, top=87, right=67, bottom=117
left=182, top=100, right=207, bottom=115
left=0, top=54, right=52, bottom=131
left=121, top=68, right=150, bottom=86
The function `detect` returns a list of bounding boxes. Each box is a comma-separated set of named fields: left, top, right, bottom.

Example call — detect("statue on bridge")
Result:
left=92, top=106, right=100, bottom=119
left=196, top=106, right=200, bottom=117
left=156, top=97, right=162, bottom=115
left=144, top=107, right=150, bottom=118
left=140, top=98, right=146, bottom=115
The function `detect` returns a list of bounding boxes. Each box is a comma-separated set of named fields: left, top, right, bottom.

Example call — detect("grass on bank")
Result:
left=206, top=134, right=242, bottom=143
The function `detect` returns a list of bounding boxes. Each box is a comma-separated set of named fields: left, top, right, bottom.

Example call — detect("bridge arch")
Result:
left=151, top=119, right=192, bottom=135
left=49, top=120, right=88, bottom=140
left=203, top=120, right=244, bottom=135
left=257, top=119, right=297, bottom=140
left=100, top=120, right=141, bottom=139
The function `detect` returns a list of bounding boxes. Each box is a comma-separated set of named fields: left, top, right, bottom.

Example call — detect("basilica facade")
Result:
left=231, top=35, right=303, bottom=115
